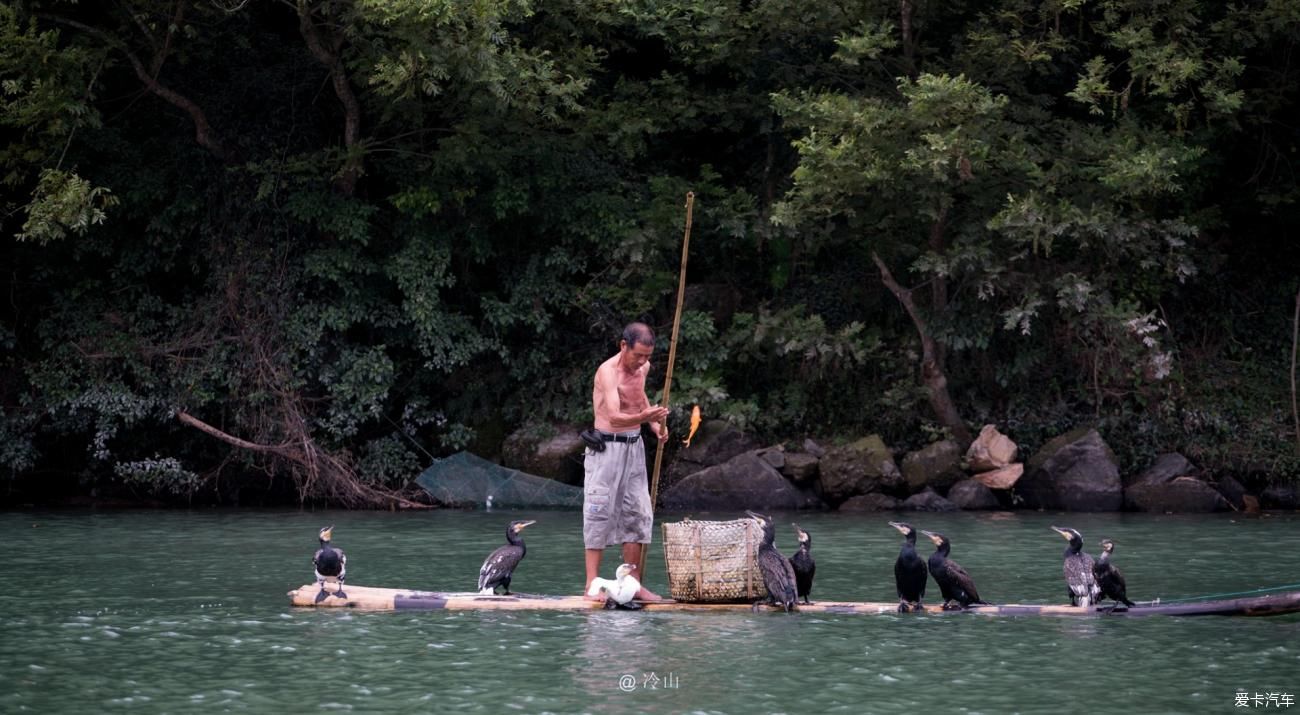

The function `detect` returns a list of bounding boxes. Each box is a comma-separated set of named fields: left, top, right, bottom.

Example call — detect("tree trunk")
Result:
left=900, top=0, right=917, bottom=78
left=872, top=252, right=973, bottom=448
left=928, top=203, right=950, bottom=372
left=298, top=1, right=363, bottom=196
left=1291, top=286, right=1299, bottom=453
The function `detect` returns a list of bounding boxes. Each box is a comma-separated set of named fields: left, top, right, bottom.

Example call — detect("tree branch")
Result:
left=177, top=411, right=294, bottom=454
left=297, top=0, right=362, bottom=195
left=927, top=203, right=950, bottom=322
left=177, top=410, right=430, bottom=509
left=873, top=251, right=928, bottom=338
left=1291, top=287, right=1299, bottom=453
left=872, top=251, right=973, bottom=447
left=151, top=1, right=187, bottom=78
left=41, top=14, right=229, bottom=160
left=115, top=0, right=160, bottom=54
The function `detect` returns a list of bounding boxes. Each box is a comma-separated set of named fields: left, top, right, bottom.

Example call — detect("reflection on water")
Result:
left=0, top=509, right=1297, bottom=713
left=570, top=611, right=658, bottom=697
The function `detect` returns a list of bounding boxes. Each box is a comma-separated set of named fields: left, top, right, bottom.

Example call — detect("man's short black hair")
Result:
left=621, top=322, right=655, bottom=347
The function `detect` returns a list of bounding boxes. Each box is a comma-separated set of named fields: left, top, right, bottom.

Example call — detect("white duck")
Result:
left=586, top=563, right=643, bottom=610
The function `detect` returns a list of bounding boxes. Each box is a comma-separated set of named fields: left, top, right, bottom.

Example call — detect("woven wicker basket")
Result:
left=661, top=518, right=768, bottom=603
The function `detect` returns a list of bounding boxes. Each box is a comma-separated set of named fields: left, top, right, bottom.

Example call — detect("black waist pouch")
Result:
left=580, top=428, right=606, bottom=452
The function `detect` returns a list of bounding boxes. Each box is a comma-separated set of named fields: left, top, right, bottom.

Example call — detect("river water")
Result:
left=1, top=509, right=1296, bottom=713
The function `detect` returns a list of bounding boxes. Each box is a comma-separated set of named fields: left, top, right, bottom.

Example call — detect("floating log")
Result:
left=288, top=583, right=1300, bottom=617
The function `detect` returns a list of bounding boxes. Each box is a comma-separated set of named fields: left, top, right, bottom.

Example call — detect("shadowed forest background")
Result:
left=2, top=0, right=1298, bottom=507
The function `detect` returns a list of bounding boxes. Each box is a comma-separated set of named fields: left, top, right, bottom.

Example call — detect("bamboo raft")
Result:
left=289, top=583, right=1300, bottom=617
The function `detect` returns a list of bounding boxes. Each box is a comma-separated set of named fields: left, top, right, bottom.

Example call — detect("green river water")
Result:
left=1, top=509, right=1297, bottom=714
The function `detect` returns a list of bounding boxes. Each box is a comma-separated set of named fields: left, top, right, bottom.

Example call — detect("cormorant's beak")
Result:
left=1050, top=526, right=1072, bottom=540
left=320, top=526, right=334, bottom=541
left=888, top=521, right=911, bottom=535
left=920, top=530, right=942, bottom=545
left=515, top=520, right=537, bottom=532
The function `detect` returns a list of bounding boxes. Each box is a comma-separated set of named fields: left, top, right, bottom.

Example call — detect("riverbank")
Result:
left=499, top=420, right=1300, bottom=516
left=5, top=418, right=1298, bottom=512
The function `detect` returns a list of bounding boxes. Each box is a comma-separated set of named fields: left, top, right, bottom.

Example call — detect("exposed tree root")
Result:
left=177, top=411, right=429, bottom=509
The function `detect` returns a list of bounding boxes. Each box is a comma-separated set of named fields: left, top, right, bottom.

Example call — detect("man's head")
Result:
left=619, top=322, right=655, bottom=371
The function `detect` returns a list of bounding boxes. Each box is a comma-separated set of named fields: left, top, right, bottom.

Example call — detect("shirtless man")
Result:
left=583, top=322, right=668, bottom=601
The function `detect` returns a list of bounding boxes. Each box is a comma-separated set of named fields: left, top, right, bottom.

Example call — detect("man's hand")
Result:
left=641, top=405, right=669, bottom=422
left=651, top=423, right=669, bottom=443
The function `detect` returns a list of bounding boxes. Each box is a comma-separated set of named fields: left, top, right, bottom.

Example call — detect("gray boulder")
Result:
left=802, top=438, right=827, bottom=459
left=1127, top=452, right=1197, bottom=488
left=1215, top=475, right=1248, bottom=511
left=759, top=447, right=785, bottom=470
left=501, top=422, right=586, bottom=485
left=817, top=435, right=903, bottom=505
left=902, top=488, right=958, bottom=512
left=1127, top=476, right=1230, bottom=513
left=973, top=463, right=1023, bottom=490
left=659, top=450, right=825, bottom=511
left=947, top=479, right=1000, bottom=510
left=666, top=420, right=762, bottom=484
left=780, top=452, right=820, bottom=484
left=1261, top=484, right=1298, bottom=510
left=1018, top=428, right=1123, bottom=511
left=838, top=493, right=902, bottom=511
left=901, top=440, right=963, bottom=494
left=966, top=424, right=1019, bottom=472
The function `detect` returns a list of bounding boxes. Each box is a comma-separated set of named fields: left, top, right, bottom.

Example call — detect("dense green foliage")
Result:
left=2, top=0, right=1298, bottom=504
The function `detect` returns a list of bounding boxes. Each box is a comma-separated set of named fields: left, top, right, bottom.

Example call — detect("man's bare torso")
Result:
left=593, top=353, right=650, bottom=432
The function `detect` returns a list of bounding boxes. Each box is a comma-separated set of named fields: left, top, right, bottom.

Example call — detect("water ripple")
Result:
left=1, top=509, right=1297, bottom=712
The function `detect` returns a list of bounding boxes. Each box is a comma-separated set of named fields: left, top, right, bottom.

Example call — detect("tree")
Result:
left=3, top=0, right=1299, bottom=506
left=774, top=0, right=1230, bottom=443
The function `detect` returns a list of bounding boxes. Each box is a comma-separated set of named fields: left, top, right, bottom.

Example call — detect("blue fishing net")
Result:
left=415, top=452, right=583, bottom=509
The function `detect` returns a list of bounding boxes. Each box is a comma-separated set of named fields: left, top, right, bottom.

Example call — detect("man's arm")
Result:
left=644, top=361, right=669, bottom=442
left=597, top=368, right=667, bottom=431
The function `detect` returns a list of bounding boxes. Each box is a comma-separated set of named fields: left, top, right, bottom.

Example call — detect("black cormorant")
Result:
left=1094, top=539, right=1135, bottom=611
left=921, top=530, right=988, bottom=610
left=1050, top=526, right=1100, bottom=607
left=312, top=526, right=347, bottom=603
left=477, top=520, right=536, bottom=595
left=791, top=524, right=815, bottom=604
left=889, top=522, right=928, bottom=612
left=746, top=511, right=798, bottom=611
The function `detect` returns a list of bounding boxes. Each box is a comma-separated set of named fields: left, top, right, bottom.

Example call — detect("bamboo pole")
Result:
left=288, top=583, right=1300, bottom=617
left=640, top=192, right=694, bottom=578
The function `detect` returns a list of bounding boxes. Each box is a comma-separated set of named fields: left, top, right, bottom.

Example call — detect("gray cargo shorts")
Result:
left=583, top=431, right=653, bottom=549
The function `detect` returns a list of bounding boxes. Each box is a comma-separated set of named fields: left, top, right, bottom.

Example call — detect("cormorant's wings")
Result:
left=477, top=545, right=521, bottom=593
left=587, top=574, right=641, bottom=604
